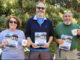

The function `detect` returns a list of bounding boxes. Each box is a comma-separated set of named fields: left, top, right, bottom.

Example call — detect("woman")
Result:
left=0, top=16, right=25, bottom=60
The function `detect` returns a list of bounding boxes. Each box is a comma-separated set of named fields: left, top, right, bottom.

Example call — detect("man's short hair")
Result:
left=36, top=1, right=46, bottom=8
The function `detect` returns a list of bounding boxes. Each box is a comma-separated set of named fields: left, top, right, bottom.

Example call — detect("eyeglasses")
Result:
left=9, top=20, right=17, bottom=24
left=37, top=7, right=45, bottom=10
left=64, top=10, right=72, bottom=13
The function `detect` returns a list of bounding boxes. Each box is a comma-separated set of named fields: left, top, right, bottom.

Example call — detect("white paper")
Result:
left=35, top=32, right=47, bottom=47
left=59, top=34, right=72, bottom=50
left=72, top=29, right=78, bottom=36
left=6, top=39, right=18, bottom=47
left=22, top=39, right=27, bottom=46
left=59, top=40, right=71, bottom=50
left=4, top=34, right=18, bottom=48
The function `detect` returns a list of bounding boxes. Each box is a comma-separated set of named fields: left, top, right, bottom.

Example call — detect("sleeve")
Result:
left=0, top=32, right=3, bottom=44
left=25, top=19, right=31, bottom=38
left=76, top=24, right=80, bottom=37
left=49, top=21, right=54, bottom=37
left=18, top=30, right=26, bottom=45
left=77, top=24, right=80, bottom=29
left=20, top=31, right=25, bottom=39
left=54, top=27, right=59, bottom=39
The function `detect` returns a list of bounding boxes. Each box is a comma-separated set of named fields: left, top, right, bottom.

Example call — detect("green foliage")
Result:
left=0, top=0, right=19, bottom=15
left=59, top=7, right=65, bottom=13
left=0, top=15, right=7, bottom=31
left=71, top=0, right=78, bottom=10
left=49, top=13, right=62, bottom=27
left=46, top=4, right=63, bottom=27
left=77, top=18, right=80, bottom=25
left=72, top=10, right=80, bottom=19
left=22, top=0, right=36, bottom=14
left=46, top=0, right=55, bottom=5
left=50, top=42, right=57, bottom=53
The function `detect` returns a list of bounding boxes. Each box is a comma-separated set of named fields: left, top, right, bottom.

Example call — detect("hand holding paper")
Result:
left=22, top=39, right=27, bottom=46
left=59, top=40, right=71, bottom=50
left=42, top=43, right=50, bottom=48
left=57, top=39, right=64, bottom=45
left=77, top=29, right=80, bottom=36
left=32, top=43, right=40, bottom=48
left=2, top=40, right=8, bottom=46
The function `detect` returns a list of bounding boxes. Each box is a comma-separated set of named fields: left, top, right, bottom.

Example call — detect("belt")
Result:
left=61, top=49, right=77, bottom=51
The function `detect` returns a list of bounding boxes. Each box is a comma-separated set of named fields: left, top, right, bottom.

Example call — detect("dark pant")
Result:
left=28, top=51, right=50, bottom=60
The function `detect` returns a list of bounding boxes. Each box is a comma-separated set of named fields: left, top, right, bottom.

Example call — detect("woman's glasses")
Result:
left=9, top=20, right=17, bottom=24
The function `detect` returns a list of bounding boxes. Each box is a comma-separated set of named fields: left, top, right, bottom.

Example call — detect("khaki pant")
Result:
left=56, top=48, right=78, bottom=60
left=28, top=51, right=50, bottom=60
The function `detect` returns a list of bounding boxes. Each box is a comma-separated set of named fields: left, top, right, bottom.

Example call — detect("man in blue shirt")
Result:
left=25, top=1, right=54, bottom=60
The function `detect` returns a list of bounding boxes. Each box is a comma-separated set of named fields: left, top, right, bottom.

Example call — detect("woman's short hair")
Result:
left=6, top=16, right=22, bottom=28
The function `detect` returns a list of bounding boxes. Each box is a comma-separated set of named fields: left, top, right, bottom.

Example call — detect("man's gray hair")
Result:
left=36, top=1, right=46, bottom=7
left=63, top=10, right=73, bottom=17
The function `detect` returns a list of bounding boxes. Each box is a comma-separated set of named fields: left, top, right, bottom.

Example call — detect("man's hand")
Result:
left=42, top=43, right=50, bottom=48
left=32, top=43, right=40, bottom=48
left=41, top=36, right=53, bottom=48
left=77, top=29, right=80, bottom=36
left=57, top=39, right=64, bottom=45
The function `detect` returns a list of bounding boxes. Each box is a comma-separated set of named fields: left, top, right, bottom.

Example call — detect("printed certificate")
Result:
left=35, top=32, right=47, bottom=47
left=5, top=34, right=18, bottom=48
left=59, top=34, right=72, bottom=50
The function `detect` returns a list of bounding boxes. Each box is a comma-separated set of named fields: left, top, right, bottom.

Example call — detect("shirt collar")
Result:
left=33, top=15, right=47, bottom=20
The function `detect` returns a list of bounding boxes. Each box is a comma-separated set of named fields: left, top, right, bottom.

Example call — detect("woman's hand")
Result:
left=2, top=40, right=8, bottom=46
